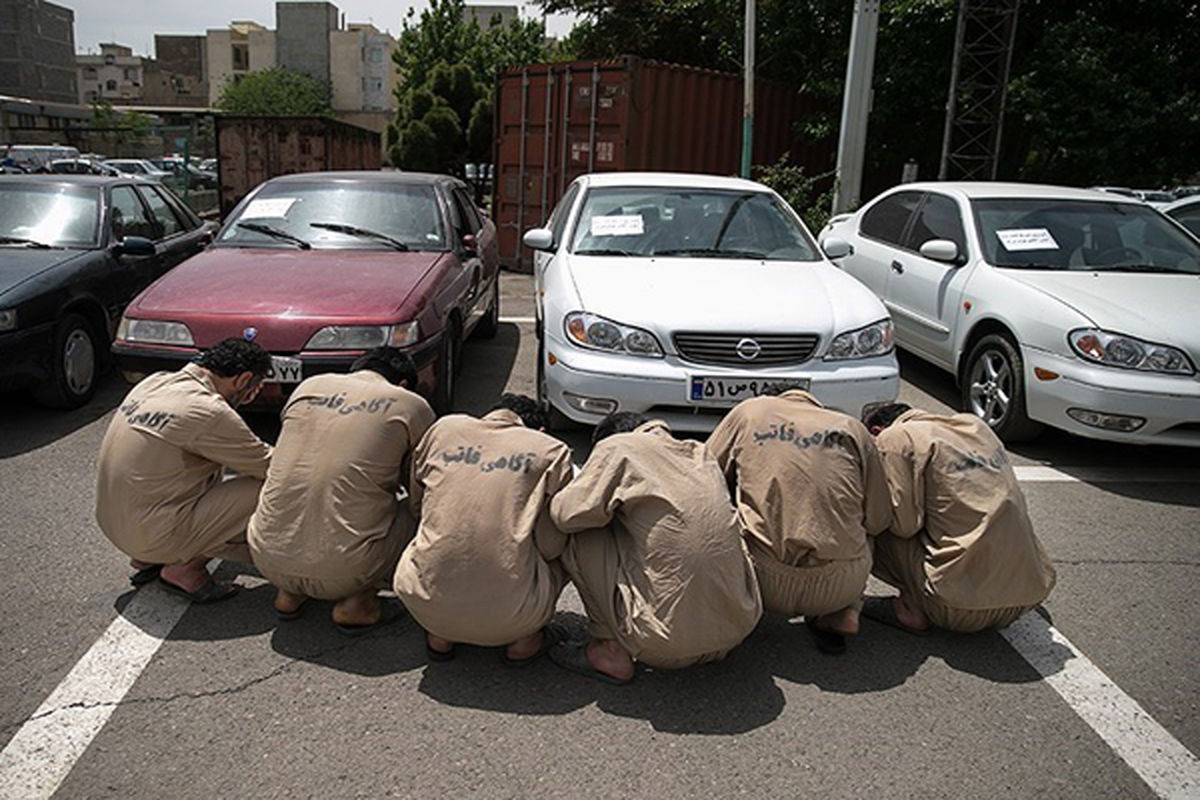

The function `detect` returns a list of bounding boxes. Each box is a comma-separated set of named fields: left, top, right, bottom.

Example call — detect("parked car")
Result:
left=1163, top=194, right=1200, bottom=239
left=1133, top=189, right=1176, bottom=209
left=1089, top=185, right=1138, bottom=198
left=0, top=175, right=215, bottom=407
left=152, top=158, right=217, bottom=190
left=523, top=172, right=899, bottom=432
left=2, top=144, right=80, bottom=171
left=104, top=159, right=173, bottom=182
left=47, top=158, right=122, bottom=177
left=112, top=171, right=500, bottom=412
left=819, top=182, right=1200, bottom=447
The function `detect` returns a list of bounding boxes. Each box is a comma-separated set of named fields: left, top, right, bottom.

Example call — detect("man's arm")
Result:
left=549, top=443, right=624, bottom=533
left=407, top=421, right=436, bottom=517
left=705, top=409, right=741, bottom=492
left=533, top=445, right=574, bottom=560
left=877, top=428, right=924, bottom=537
left=858, top=430, right=892, bottom=536
left=187, top=404, right=272, bottom=479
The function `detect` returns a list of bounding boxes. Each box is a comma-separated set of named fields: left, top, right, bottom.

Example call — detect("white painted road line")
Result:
left=0, top=583, right=189, bottom=800
left=1002, top=612, right=1200, bottom=800
left=498, top=316, right=535, bottom=324
left=1013, top=465, right=1200, bottom=483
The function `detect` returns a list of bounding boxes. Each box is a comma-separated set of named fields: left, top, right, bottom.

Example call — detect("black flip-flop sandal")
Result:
left=426, top=641, right=456, bottom=662
left=130, top=564, right=163, bottom=587
left=805, top=616, right=847, bottom=655
left=861, top=596, right=930, bottom=637
left=158, top=576, right=238, bottom=604
left=275, top=603, right=306, bottom=621
left=548, top=640, right=634, bottom=685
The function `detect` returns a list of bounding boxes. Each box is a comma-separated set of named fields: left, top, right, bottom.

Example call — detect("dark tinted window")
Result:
left=137, top=185, right=184, bottom=237
left=860, top=191, right=923, bottom=246
left=549, top=183, right=581, bottom=245
left=110, top=185, right=156, bottom=240
left=150, top=185, right=201, bottom=230
left=1170, top=204, right=1200, bottom=239
left=907, top=192, right=966, bottom=253
left=452, top=188, right=482, bottom=233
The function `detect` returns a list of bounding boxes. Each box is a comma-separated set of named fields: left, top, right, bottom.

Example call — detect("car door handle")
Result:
left=891, top=260, right=905, bottom=274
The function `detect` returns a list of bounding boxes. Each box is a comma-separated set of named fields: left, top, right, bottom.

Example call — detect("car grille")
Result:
left=672, top=332, right=820, bottom=367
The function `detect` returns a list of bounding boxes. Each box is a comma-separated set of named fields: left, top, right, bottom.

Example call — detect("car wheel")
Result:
left=473, top=278, right=500, bottom=340
left=433, top=319, right=460, bottom=414
left=34, top=313, right=100, bottom=409
left=962, top=333, right=1043, bottom=443
left=536, top=335, right=575, bottom=431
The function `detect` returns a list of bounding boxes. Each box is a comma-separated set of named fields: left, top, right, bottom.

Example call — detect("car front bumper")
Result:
left=543, top=338, right=900, bottom=432
left=1023, top=346, right=1200, bottom=447
left=112, top=336, right=442, bottom=409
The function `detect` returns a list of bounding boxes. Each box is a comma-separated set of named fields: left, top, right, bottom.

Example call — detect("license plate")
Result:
left=265, top=355, right=302, bottom=383
left=688, top=376, right=810, bottom=405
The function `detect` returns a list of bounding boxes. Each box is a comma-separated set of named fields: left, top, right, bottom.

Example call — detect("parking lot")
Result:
left=1, top=271, right=1197, bottom=799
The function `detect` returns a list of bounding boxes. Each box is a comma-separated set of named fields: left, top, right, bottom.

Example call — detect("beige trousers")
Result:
left=260, top=511, right=414, bottom=602
left=749, top=541, right=870, bottom=618
left=561, top=529, right=730, bottom=670
left=871, top=532, right=1030, bottom=633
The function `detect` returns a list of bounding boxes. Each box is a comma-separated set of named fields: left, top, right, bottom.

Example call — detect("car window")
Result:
left=150, top=185, right=201, bottom=230
left=548, top=183, right=581, bottom=245
left=860, top=190, right=923, bottom=246
left=452, top=188, right=482, bottom=233
left=907, top=192, right=966, bottom=254
left=1169, top=205, right=1200, bottom=239
left=110, top=185, right=157, bottom=241
left=137, top=184, right=185, bottom=237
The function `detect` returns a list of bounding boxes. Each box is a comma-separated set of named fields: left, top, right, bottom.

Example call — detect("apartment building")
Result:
left=142, top=35, right=208, bottom=107
left=0, top=0, right=77, bottom=104
left=77, top=43, right=144, bottom=104
left=205, top=21, right=276, bottom=106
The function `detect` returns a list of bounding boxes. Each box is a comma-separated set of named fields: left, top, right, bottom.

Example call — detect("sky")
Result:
left=69, top=0, right=579, bottom=57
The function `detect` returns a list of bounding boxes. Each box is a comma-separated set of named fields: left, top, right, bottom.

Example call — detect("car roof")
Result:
left=0, top=174, right=129, bottom=187
left=580, top=171, right=770, bottom=192
left=892, top=181, right=1146, bottom=204
left=264, top=170, right=461, bottom=187
left=1164, top=195, right=1200, bottom=213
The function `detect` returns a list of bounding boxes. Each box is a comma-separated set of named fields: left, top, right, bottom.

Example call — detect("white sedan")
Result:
left=522, top=172, right=899, bottom=432
left=820, top=182, right=1200, bottom=447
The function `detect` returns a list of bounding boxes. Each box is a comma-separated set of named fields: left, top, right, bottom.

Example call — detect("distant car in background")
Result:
left=47, top=159, right=122, bottom=177
left=1133, top=189, right=1176, bottom=209
left=153, top=159, right=217, bottom=190
left=198, top=158, right=218, bottom=173
left=104, top=159, right=173, bottom=182
left=1163, top=194, right=1200, bottom=239
left=2, top=144, right=80, bottom=171
left=1089, top=186, right=1139, bottom=198
left=0, top=175, right=215, bottom=407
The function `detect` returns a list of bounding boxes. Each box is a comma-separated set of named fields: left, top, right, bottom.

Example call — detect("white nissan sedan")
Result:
left=522, top=172, right=900, bottom=431
left=820, top=182, right=1200, bottom=447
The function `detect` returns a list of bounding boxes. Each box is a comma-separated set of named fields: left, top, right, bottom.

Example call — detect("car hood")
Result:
left=1005, top=270, right=1200, bottom=356
left=565, top=255, right=887, bottom=336
left=0, top=248, right=89, bottom=299
left=130, top=248, right=446, bottom=318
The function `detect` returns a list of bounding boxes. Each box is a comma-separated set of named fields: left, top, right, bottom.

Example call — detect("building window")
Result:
left=104, top=54, right=115, bottom=65
left=106, top=79, right=117, bottom=91
left=84, top=67, right=97, bottom=78
left=124, top=67, right=137, bottom=80
left=232, top=43, right=249, bottom=71
left=368, top=48, right=382, bottom=63
left=371, top=78, right=383, bottom=92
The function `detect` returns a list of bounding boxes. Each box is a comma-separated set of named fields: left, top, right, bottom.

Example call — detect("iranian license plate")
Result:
left=265, top=355, right=302, bottom=383
left=688, top=376, right=810, bottom=405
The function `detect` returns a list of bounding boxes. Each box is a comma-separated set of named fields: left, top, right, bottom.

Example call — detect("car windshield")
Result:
left=972, top=198, right=1200, bottom=274
left=0, top=183, right=101, bottom=248
left=217, top=181, right=446, bottom=251
left=568, top=187, right=821, bottom=261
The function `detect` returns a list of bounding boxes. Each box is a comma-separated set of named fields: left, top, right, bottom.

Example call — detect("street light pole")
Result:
left=832, top=0, right=880, bottom=214
left=740, top=0, right=755, bottom=179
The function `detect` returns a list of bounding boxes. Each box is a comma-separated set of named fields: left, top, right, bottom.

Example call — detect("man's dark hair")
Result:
left=759, top=382, right=796, bottom=397
left=863, top=403, right=912, bottom=431
left=196, top=338, right=272, bottom=379
left=492, top=393, right=547, bottom=430
left=593, top=411, right=649, bottom=445
left=350, top=347, right=418, bottom=388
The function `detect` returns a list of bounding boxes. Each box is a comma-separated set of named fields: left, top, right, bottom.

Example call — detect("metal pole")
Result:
left=516, top=69, right=529, bottom=270
left=991, top=1, right=1021, bottom=180
left=832, top=0, right=880, bottom=214
left=938, top=0, right=968, bottom=180
left=740, top=0, right=755, bottom=179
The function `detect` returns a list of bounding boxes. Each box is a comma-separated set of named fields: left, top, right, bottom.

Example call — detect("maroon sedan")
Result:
left=112, top=171, right=500, bottom=411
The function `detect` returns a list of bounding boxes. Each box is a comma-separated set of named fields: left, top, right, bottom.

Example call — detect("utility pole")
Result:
left=832, top=0, right=880, bottom=214
left=740, top=0, right=755, bottom=179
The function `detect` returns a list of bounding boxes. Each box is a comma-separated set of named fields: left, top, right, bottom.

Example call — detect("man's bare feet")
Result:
left=129, top=558, right=156, bottom=570
left=427, top=632, right=455, bottom=658
left=815, top=606, right=861, bottom=636
left=505, top=629, right=545, bottom=662
left=274, top=589, right=307, bottom=616
left=892, top=594, right=930, bottom=632
left=587, top=638, right=636, bottom=682
left=159, top=558, right=212, bottom=592
left=331, top=588, right=381, bottom=627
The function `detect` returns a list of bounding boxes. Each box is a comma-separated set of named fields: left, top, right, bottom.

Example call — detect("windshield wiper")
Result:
left=992, top=262, right=1067, bottom=270
left=309, top=222, right=409, bottom=251
left=1086, top=264, right=1191, bottom=274
left=651, top=248, right=767, bottom=258
left=236, top=221, right=311, bottom=249
left=0, top=235, right=51, bottom=249
left=575, top=247, right=638, bottom=257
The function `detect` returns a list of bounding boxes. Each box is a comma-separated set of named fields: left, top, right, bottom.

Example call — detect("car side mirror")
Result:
left=461, top=233, right=478, bottom=255
left=919, top=239, right=961, bottom=264
left=114, top=236, right=155, bottom=256
left=821, top=236, right=853, bottom=259
left=523, top=227, right=555, bottom=252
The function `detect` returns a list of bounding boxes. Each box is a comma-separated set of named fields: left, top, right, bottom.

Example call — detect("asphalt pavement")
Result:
left=0, top=272, right=1196, bottom=799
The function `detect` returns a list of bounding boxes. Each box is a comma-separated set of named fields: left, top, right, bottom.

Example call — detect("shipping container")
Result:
left=493, top=57, right=833, bottom=270
left=215, top=115, right=382, bottom=217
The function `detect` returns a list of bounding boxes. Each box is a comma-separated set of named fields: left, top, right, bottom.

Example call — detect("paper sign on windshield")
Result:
left=241, top=198, right=297, bottom=219
left=591, top=215, right=644, bottom=237
left=996, top=228, right=1059, bottom=251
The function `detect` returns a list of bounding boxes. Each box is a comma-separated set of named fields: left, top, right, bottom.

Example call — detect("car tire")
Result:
left=433, top=318, right=460, bottom=414
left=34, top=313, right=100, bottom=409
left=473, top=278, right=500, bottom=340
left=961, top=333, right=1043, bottom=443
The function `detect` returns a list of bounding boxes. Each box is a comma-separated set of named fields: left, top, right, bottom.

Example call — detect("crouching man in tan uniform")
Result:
left=248, top=348, right=434, bottom=634
left=96, top=338, right=273, bottom=603
left=394, top=395, right=573, bottom=664
left=707, top=386, right=890, bottom=655
left=548, top=413, right=762, bottom=684
left=862, top=404, right=1056, bottom=634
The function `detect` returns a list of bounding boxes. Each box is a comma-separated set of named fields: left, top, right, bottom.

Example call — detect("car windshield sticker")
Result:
left=996, top=228, right=1059, bottom=251
left=590, top=215, right=644, bottom=237
left=241, top=198, right=297, bottom=219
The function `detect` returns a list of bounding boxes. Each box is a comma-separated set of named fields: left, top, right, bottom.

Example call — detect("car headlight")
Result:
left=825, top=319, right=893, bottom=360
left=116, top=317, right=195, bottom=346
left=1068, top=328, right=1195, bottom=375
left=563, top=311, right=663, bottom=357
left=304, top=322, right=419, bottom=350
left=0, top=308, right=16, bottom=332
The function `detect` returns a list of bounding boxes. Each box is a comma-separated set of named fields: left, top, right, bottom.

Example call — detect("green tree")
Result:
left=215, top=67, right=331, bottom=115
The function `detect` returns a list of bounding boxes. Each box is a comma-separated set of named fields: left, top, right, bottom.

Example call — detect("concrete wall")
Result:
left=0, top=0, right=77, bottom=104
left=205, top=25, right=274, bottom=106
left=330, top=24, right=396, bottom=114
left=275, top=2, right=338, bottom=97
left=329, top=28, right=361, bottom=112
left=141, top=35, right=208, bottom=107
